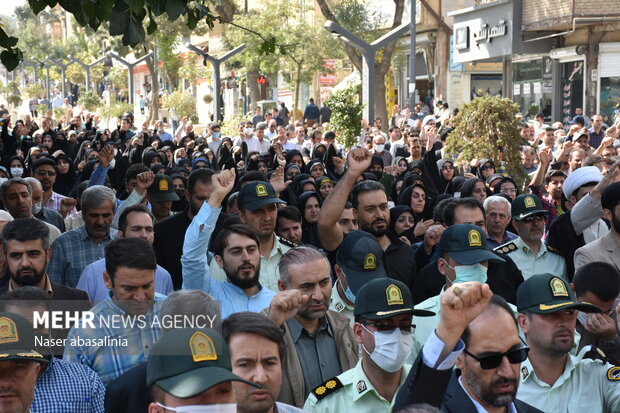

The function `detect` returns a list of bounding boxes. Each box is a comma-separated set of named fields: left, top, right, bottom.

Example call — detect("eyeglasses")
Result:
left=35, top=170, right=56, bottom=176
left=464, top=346, right=530, bottom=370
left=362, top=321, right=415, bottom=333
left=442, top=165, right=455, bottom=171
left=521, top=214, right=545, bottom=223
left=481, top=165, right=494, bottom=171
left=500, top=188, right=518, bottom=194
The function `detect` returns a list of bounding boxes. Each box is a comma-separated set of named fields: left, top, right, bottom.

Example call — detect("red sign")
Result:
left=257, top=76, right=266, bottom=84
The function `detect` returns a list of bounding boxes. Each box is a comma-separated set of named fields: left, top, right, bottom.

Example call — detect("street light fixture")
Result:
left=324, top=20, right=410, bottom=122
left=184, top=42, right=246, bottom=122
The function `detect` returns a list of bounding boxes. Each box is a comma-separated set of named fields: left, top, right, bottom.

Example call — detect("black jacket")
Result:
left=392, top=353, right=543, bottom=413
left=153, top=210, right=192, bottom=290
left=104, top=362, right=149, bottom=413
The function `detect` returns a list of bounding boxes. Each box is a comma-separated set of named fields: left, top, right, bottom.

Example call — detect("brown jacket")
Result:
left=276, top=310, right=358, bottom=407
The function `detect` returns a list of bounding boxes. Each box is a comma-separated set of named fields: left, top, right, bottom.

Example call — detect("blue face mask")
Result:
left=212, top=132, right=221, bottom=138
left=453, top=263, right=488, bottom=284
left=344, top=286, right=356, bottom=303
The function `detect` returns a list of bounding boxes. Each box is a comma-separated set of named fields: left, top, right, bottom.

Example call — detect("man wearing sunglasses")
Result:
left=494, top=194, right=566, bottom=281
left=392, top=282, right=541, bottom=412
left=515, top=273, right=620, bottom=412
left=304, top=278, right=434, bottom=412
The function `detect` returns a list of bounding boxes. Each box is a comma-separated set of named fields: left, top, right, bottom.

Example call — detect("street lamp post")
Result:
left=68, top=55, right=109, bottom=91
left=106, top=52, right=153, bottom=105
left=184, top=43, right=246, bottom=122
left=323, top=20, right=410, bottom=123
left=409, top=0, right=417, bottom=110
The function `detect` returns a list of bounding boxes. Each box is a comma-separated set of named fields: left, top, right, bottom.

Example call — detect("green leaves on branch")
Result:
left=324, top=86, right=362, bottom=150
left=443, top=96, right=528, bottom=186
left=1, top=0, right=219, bottom=70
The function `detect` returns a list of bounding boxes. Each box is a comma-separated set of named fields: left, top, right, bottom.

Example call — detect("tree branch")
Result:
left=314, top=0, right=362, bottom=72
left=217, top=16, right=299, bottom=49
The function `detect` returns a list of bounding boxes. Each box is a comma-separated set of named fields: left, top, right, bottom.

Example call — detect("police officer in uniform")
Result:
left=330, top=230, right=387, bottom=325
left=146, top=327, right=256, bottom=412
left=495, top=194, right=566, bottom=281
left=304, top=278, right=434, bottom=412
left=516, top=273, right=620, bottom=412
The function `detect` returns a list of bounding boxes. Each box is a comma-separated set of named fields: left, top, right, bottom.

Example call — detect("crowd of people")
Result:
left=0, top=97, right=618, bottom=413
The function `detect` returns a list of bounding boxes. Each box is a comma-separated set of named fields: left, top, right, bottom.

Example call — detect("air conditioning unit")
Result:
left=549, top=46, right=586, bottom=59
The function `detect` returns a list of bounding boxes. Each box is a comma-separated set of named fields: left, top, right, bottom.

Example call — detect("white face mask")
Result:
left=109, top=158, right=116, bottom=169
left=362, top=325, right=413, bottom=372
left=10, top=167, right=23, bottom=177
left=0, top=178, right=6, bottom=185
left=32, top=202, right=42, bottom=215
left=375, top=144, right=385, bottom=153
left=156, top=403, right=236, bottom=413
left=244, top=128, right=253, bottom=136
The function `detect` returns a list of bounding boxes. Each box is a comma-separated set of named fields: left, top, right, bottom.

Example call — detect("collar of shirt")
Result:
left=515, top=237, right=547, bottom=258
left=268, top=233, right=287, bottom=259
left=458, top=376, right=518, bottom=413
left=288, top=315, right=332, bottom=343
left=78, top=225, right=115, bottom=242
left=519, top=354, right=576, bottom=389
left=9, top=274, right=53, bottom=295
left=349, top=359, right=410, bottom=402
left=331, top=280, right=354, bottom=311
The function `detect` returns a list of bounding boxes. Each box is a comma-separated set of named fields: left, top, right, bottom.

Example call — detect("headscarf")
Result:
left=296, top=191, right=323, bottom=248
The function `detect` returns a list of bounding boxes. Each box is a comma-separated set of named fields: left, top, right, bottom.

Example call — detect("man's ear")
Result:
left=103, top=271, right=113, bottom=290
left=45, top=247, right=51, bottom=265
left=214, top=255, right=224, bottom=269
left=517, top=313, right=530, bottom=335
left=277, top=279, right=287, bottom=292
left=455, top=353, right=465, bottom=371
left=353, top=322, right=365, bottom=345
left=602, top=208, right=612, bottom=221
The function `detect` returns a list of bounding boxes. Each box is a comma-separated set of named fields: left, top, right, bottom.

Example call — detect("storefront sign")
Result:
left=513, top=84, right=520, bottom=96
left=523, top=83, right=531, bottom=95
left=473, top=21, right=507, bottom=45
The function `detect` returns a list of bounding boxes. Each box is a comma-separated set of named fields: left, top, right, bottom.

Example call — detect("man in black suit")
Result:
left=153, top=168, right=214, bottom=289
left=393, top=282, right=542, bottom=413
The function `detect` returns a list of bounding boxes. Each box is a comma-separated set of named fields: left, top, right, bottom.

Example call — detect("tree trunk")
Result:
left=146, top=55, right=159, bottom=125
left=247, top=70, right=260, bottom=110
left=294, top=59, right=303, bottom=114
left=314, top=0, right=404, bottom=125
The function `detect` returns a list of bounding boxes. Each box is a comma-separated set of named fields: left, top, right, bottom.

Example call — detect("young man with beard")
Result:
left=266, top=246, right=358, bottom=408
left=182, top=168, right=276, bottom=318
left=515, top=273, right=620, bottom=412
left=0, top=218, right=87, bottom=302
left=392, top=282, right=542, bottom=413
left=32, top=158, right=77, bottom=217
left=318, top=147, right=418, bottom=290
left=223, top=312, right=306, bottom=413
left=154, top=168, right=214, bottom=289
left=209, top=180, right=293, bottom=292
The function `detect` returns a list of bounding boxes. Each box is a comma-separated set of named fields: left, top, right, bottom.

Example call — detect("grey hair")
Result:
left=24, top=177, right=42, bottom=191
left=0, top=178, right=32, bottom=202
left=278, top=246, right=329, bottom=287
left=483, top=195, right=511, bottom=212
left=81, top=185, right=116, bottom=212
left=160, top=290, right=222, bottom=332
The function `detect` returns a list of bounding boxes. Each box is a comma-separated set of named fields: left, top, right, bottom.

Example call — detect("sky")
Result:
left=0, top=0, right=25, bottom=18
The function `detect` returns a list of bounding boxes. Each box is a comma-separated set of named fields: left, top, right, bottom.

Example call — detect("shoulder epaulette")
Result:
left=583, top=346, right=608, bottom=364
left=311, top=377, right=344, bottom=401
left=278, top=236, right=298, bottom=248
left=608, top=366, right=620, bottom=381
left=494, top=242, right=517, bottom=254
left=546, top=244, right=561, bottom=254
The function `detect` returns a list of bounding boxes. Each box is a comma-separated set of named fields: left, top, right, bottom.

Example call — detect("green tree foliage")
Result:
left=324, top=86, right=362, bottom=149
left=78, top=90, right=102, bottom=111
left=444, top=96, right=528, bottom=185
left=162, top=90, right=198, bottom=123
